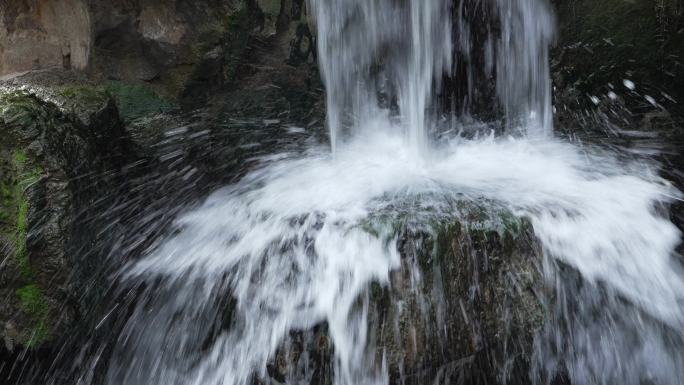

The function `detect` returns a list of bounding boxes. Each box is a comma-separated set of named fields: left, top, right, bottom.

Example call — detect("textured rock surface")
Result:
left=0, top=0, right=92, bottom=75
left=264, top=207, right=544, bottom=385
left=0, top=71, right=132, bottom=353
left=0, top=0, right=237, bottom=97
left=0, top=0, right=319, bottom=109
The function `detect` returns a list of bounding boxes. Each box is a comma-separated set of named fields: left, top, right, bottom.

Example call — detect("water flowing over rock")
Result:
left=1, top=0, right=683, bottom=384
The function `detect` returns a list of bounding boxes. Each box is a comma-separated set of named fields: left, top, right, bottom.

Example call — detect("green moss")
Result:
left=104, top=82, right=174, bottom=122
left=4, top=150, right=50, bottom=346
left=12, top=150, right=27, bottom=166
left=15, top=284, right=50, bottom=346
left=0, top=92, right=44, bottom=129
left=16, top=194, right=30, bottom=276
left=1, top=150, right=42, bottom=278
left=359, top=214, right=407, bottom=240
left=57, top=85, right=108, bottom=109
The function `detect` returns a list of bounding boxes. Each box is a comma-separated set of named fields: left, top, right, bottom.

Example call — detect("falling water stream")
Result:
left=84, top=0, right=683, bottom=384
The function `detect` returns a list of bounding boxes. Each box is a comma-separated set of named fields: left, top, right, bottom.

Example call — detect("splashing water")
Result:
left=97, top=0, right=684, bottom=384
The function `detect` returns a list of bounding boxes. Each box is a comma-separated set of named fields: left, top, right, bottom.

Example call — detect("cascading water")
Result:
left=309, top=0, right=452, bottom=154
left=495, top=0, right=555, bottom=135
left=79, top=0, right=684, bottom=384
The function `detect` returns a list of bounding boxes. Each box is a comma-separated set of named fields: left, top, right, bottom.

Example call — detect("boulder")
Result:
left=0, top=71, right=132, bottom=355
left=264, top=204, right=544, bottom=385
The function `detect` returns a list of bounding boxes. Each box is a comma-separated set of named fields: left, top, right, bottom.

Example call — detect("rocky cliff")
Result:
left=0, top=0, right=319, bottom=111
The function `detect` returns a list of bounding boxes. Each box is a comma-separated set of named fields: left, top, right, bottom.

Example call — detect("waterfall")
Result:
left=78, top=1, right=684, bottom=384
left=309, top=0, right=452, bottom=154
left=311, top=0, right=555, bottom=151
left=495, top=0, right=555, bottom=135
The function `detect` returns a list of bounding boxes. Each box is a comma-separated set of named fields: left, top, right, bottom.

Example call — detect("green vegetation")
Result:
left=12, top=150, right=42, bottom=277
left=0, top=142, right=50, bottom=345
left=104, top=82, right=175, bottom=122
left=0, top=91, right=43, bottom=129
left=57, top=84, right=108, bottom=112
left=15, top=284, right=50, bottom=346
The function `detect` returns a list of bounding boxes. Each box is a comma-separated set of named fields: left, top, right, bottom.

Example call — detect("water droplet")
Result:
left=623, top=79, right=635, bottom=90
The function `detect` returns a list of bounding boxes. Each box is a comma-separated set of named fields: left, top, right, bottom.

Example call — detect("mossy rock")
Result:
left=104, top=82, right=175, bottom=123
left=0, top=141, right=54, bottom=349
left=269, top=201, right=544, bottom=385
left=0, top=86, right=131, bottom=352
left=15, top=285, right=50, bottom=347
left=381, top=204, right=542, bottom=383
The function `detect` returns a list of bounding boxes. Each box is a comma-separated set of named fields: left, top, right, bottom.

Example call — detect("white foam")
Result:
left=125, top=123, right=682, bottom=385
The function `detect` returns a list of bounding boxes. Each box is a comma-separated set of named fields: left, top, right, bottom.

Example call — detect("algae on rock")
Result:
left=0, top=84, right=132, bottom=353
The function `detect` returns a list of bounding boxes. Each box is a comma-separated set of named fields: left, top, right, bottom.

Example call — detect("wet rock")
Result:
left=194, top=0, right=324, bottom=124
left=0, top=75, right=132, bottom=355
left=265, top=204, right=544, bottom=385
left=0, top=0, right=242, bottom=98
left=550, top=0, right=684, bottom=135
left=1, top=0, right=323, bottom=123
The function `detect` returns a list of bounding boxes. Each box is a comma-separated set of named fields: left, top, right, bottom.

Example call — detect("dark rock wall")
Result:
left=0, top=73, right=133, bottom=363
left=551, top=0, right=684, bottom=130
left=262, top=210, right=544, bottom=385
left=0, top=0, right=322, bottom=120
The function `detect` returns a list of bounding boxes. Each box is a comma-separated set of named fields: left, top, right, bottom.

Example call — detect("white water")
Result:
left=102, top=0, right=684, bottom=384
left=494, top=0, right=555, bottom=135
left=309, top=0, right=452, bottom=154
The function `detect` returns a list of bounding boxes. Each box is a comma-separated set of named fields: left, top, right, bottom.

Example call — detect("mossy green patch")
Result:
left=9, top=150, right=42, bottom=278
left=15, top=284, right=50, bottom=346
left=0, top=146, right=48, bottom=344
left=104, top=82, right=175, bottom=122
left=56, top=85, right=108, bottom=111
left=0, top=91, right=45, bottom=130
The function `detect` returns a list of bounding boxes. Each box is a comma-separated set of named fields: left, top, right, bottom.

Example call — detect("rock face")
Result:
left=87, top=0, right=237, bottom=96
left=188, top=0, right=323, bottom=121
left=0, top=70, right=132, bottom=355
left=0, top=0, right=91, bottom=75
left=551, top=0, right=684, bottom=134
left=265, top=208, right=544, bottom=385
left=0, top=0, right=320, bottom=111
left=0, top=0, right=237, bottom=96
